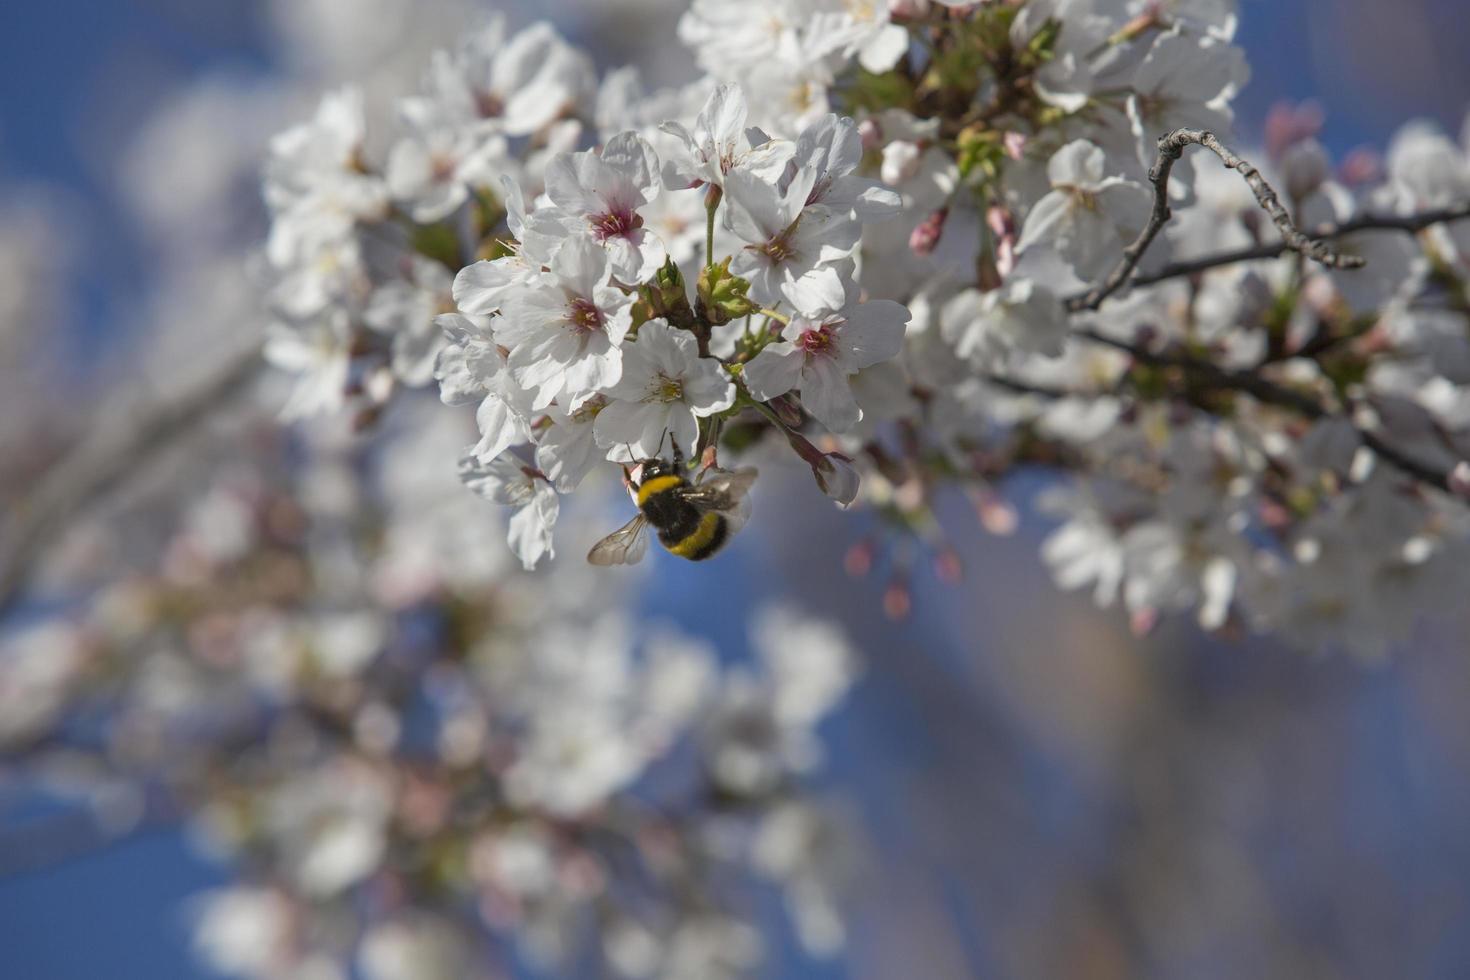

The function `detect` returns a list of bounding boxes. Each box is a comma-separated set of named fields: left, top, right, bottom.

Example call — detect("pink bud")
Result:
left=934, top=547, right=963, bottom=584
left=1002, top=131, right=1027, bottom=161
left=1265, top=100, right=1325, bottom=161
left=844, top=539, right=876, bottom=578
left=1339, top=148, right=1383, bottom=188
left=858, top=118, right=884, bottom=152
left=769, top=393, right=805, bottom=429
left=1129, top=607, right=1159, bottom=637
left=883, top=579, right=913, bottom=621
left=910, top=207, right=948, bottom=257
left=986, top=204, right=1017, bottom=279
left=973, top=491, right=1018, bottom=536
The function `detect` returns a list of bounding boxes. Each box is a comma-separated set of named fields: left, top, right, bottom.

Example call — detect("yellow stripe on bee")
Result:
left=668, top=512, right=722, bottom=559
left=636, top=474, right=685, bottom=507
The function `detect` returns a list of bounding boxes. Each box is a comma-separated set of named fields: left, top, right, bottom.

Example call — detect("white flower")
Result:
left=660, top=83, right=792, bottom=192
left=1127, top=30, right=1248, bottom=171
left=266, top=311, right=353, bottom=420
left=458, top=451, right=559, bottom=569
left=752, top=605, right=856, bottom=730
left=496, top=236, right=632, bottom=411
left=434, top=312, right=535, bottom=463
left=787, top=113, right=902, bottom=221
left=265, top=87, right=387, bottom=266
left=385, top=122, right=509, bottom=223
left=880, top=139, right=923, bottom=186
left=1016, top=140, right=1149, bottom=279
left=742, top=271, right=909, bottom=432
left=807, top=0, right=910, bottom=73
left=594, top=319, right=736, bottom=461
left=402, top=20, right=596, bottom=137
left=940, top=278, right=1068, bottom=365
left=1040, top=493, right=1126, bottom=606
left=724, top=165, right=859, bottom=307
left=535, top=395, right=608, bottom=492
left=360, top=919, right=469, bottom=980
left=191, top=888, right=295, bottom=980
left=363, top=256, right=451, bottom=387
left=543, top=132, right=667, bottom=282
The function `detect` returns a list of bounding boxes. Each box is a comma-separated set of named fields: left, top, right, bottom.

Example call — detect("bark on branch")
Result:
left=1074, top=328, right=1458, bottom=494
left=1066, top=129, right=1366, bottom=314
left=1126, top=200, right=1470, bottom=289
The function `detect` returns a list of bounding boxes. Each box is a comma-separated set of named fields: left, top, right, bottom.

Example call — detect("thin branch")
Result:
left=0, top=347, right=264, bottom=615
left=981, top=372, right=1097, bottom=400
left=1074, top=328, right=1457, bottom=493
left=1130, top=200, right=1470, bottom=289
left=1066, top=129, right=1365, bottom=313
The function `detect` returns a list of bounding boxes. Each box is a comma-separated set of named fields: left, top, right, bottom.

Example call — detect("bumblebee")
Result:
left=587, top=456, right=758, bottom=566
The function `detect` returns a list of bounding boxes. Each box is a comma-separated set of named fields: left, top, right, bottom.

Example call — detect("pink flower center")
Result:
left=799, top=323, right=837, bottom=355
left=592, top=208, right=642, bottom=242
left=474, top=90, right=505, bottom=119
left=568, top=298, right=605, bottom=334
left=759, top=230, right=795, bottom=264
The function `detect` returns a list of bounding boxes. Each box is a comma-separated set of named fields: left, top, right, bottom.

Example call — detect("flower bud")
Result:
left=881, top=140, right=922, bottom=186
left=1339, top=148, right=1382, bottom=188
left=934, top=547, right=963, bottom=584
left=768, top=393, right=805, bottom=429
left=844, top=539, right=876, bottom=578
left=858, top=118, right=884, bottom=152
left=780, top=425, right=862, bottom=506
left=633, top=257, right=697, bottom=330
left=883, top=578, right=913, bottom=620
left=986, top=204, right=1017, bottom=279
left=910, top=208, right=948, bottom=257
left=1281, top=139, right=1330, bottom=201
left=1264, top=100, right=1324, bottom=161
left=696, top=256, right=759, bottom=326
left=813, top=452, right=861, bottom=507
left=1002, top=131, right=1027, bottom=161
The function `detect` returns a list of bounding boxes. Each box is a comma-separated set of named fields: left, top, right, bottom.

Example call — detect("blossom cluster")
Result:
left=258, top=2, right=1470, bottom=651
left=1, top=405, right=857, bottom=980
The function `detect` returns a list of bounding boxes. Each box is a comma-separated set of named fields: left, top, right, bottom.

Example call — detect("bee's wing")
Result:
left=587, top=514, right=651, bottom=566
left=683, top=467, right=759, bottom=518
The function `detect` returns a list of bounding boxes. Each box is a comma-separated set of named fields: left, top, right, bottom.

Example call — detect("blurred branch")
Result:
left=0, top=346, right=264, bottom=616
left=1074, top=327, right=1458, bottom=494
left=1067, top=129, right=1366, bottom=313
left=1129, top=200, right=1470, bottom=288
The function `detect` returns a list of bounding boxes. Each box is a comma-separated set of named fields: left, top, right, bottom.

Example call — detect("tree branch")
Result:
left=0, top=347, right=264, bottom=615
left=1066, top=129, right=1366, bottom=314
left=1073, top=328, right=1457, bottom=494
left=1129, top=200, right=1470, bottom=289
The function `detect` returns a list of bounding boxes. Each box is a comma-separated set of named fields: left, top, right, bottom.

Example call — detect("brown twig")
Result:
left=1129, top=200, right=1470, bottom=290
left=1073, top=328, right=1457, bottom=493
left=1066, top=129, right=1365, bottom=313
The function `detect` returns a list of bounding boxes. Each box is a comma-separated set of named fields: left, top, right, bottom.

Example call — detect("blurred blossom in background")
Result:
left=2, top=1, right=1470, bottom=979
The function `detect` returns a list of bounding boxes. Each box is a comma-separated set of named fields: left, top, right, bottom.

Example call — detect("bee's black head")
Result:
left=630, top=457, right=676, bottom=486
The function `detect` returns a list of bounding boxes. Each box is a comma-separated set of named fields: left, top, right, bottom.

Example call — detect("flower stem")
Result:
left=704, top=185, right=723, bottom=269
